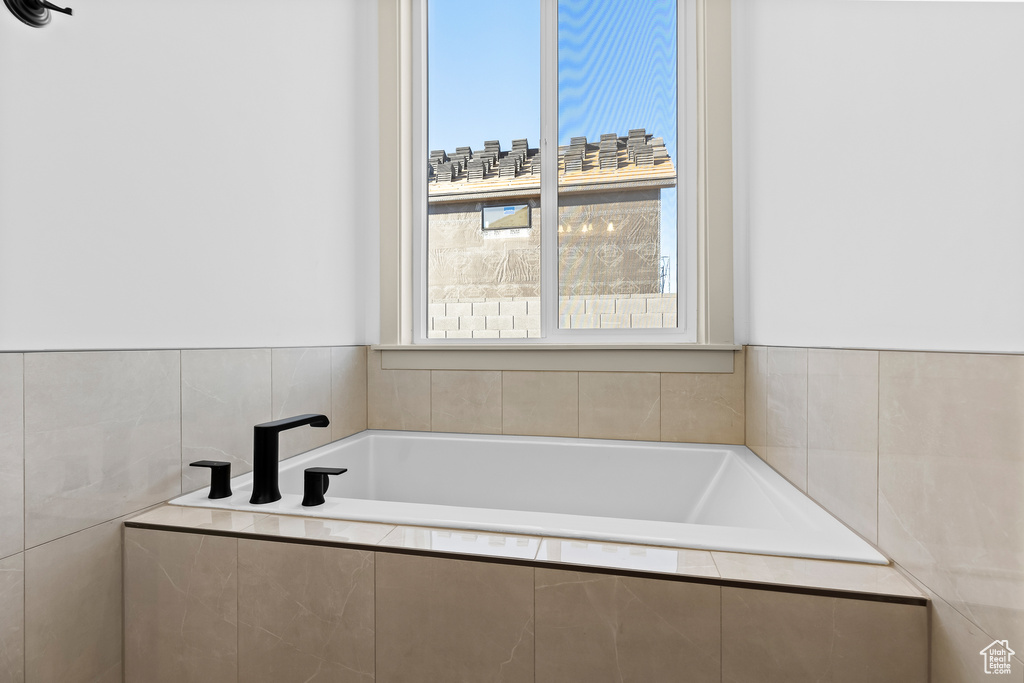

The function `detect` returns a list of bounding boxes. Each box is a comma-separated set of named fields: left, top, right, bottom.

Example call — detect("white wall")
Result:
left=734, top=0, right=1024, bottom=353
left=0, top=0, right=379, bottom=351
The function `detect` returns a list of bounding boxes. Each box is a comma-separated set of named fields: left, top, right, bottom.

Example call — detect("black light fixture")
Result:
left=4, top=0, right=73, bottom=28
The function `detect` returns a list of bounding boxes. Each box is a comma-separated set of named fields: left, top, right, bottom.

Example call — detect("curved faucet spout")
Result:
left=255, top=414, right=330, bottom=432
left=249, top=413, right=330, bottom=505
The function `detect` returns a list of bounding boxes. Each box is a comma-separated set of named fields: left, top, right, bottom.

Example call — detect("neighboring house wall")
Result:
left=557, top=189, right=664, bottom=298
left=428, top=203, right=543, bottom=303
left=426, top=189, right=670, bottom=337
left=426, top=133, right=676, bottom=336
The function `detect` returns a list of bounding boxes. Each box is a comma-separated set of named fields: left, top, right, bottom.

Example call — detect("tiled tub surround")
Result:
left=368, top=347, right=746, bottom=443
left=746, top=347, right=1024, bottom=683
left=0, top=346, right=367, bottom=683
left=124, top=505, right=928, bottom=683
left=172, top=430, right=886, bottom=563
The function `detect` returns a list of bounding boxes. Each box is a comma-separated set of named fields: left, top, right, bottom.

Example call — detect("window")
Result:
left=415, top=0, right=693, bottom=343
left=482, top=205, right=531, bottom=232
left=389, top=0, right=735, bottom=351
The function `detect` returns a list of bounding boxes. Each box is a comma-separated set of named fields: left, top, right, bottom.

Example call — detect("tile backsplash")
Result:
left=0, top=346, right=367, bottom=683
left=0, top=355, right=24, bottom=560
left=180, top=348, right=273, bottom=493
left=368, top=347, right=746, bottom=444
left=746, top=345, right=1024, bottom=682
left=6, top=341, right=1019, bottom=681
left=24, top=351, right=181, bottom=547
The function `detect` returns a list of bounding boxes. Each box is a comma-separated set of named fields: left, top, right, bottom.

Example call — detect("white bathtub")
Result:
left=170, top=430, right=887, bottom=564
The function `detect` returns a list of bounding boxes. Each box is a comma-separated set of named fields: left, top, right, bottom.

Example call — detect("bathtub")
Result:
left=170, top=430, right=887, bottom=564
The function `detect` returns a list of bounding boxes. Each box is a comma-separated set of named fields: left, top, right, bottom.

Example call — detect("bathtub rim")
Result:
left=171, top=429, right=889, bottom=565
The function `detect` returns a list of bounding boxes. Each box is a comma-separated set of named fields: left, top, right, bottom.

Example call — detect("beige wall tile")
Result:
left=766, top=347, right=808, bottom=490
left=929, top=588, right=1024, bottom=683
left=807, top=349, right=878, bottom=452
left=181, top=348, right=272, bottom=493
left=580, top=372, right=660, bottom=441
left=0, top=354, right=23, bottom=559
left=535, top=569, right=720, bottom=683
left=0, top=553, right=23, bottom=683
left=24, top=351, right=181, bottom=547
left=430, top=370, right=502, bottom=434
left=367, top=348, right=431, bottom=431
left=878, top=351, right=1024, bottom=654
left=806, top=349, right=879, bottom=543
left=764, top=446, right=808, bottom=491
left=376, top=553, right=533, bottom=682
left=272, top=347, right=333, bottom=458
left=25, top=517, right=124, bottom=683
left=745, top=346, right=768, bottom=457
left=722, top=587, right=927, bottom=683
left=238, top=539, right=374, bottom=683
left=662, top=348, right=745, bottom=444
left=767, top=347, right=807, bottom=447
left=502, top=371, right=578, bottom=438
left=332, top=346, right=368, bottom=440
left=808, top=448, right=878, bottom=543
left=124, top=528, right=237, bottom=683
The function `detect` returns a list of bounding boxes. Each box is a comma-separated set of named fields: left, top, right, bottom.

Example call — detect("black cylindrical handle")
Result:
left=41, top=1, right=72, bottom=15
left=190, top=460, right=232, bottom=499
left=301, top=467, right=347, bottom=507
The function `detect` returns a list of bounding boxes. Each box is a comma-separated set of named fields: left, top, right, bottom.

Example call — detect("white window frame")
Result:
left=412, top=0, right=696, bottom=345
left=378, top=0, right=735, bottom=370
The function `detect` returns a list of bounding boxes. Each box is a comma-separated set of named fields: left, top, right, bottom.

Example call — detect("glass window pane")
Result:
left=557, top=0, right=678, bottom=330
left=426, top=0, right=541, bottom=340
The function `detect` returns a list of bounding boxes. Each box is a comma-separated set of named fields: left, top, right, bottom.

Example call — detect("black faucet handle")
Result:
left=189, top=460, right=233, bottom=499
left=41, top=1, right=73, bottom=16
left=301, top=467, right=348, bottom=507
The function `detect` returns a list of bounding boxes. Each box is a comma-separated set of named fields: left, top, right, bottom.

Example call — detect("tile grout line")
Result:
left=236, top=536, right=240, bottom=683
left=20, top=353, right=26, bottom=678
left=21, top=353, right=26, bottom=553
left=876, top=351, right=881, bottom=552
left=373, top=544, right=378, bottom=681
left=804, top=348, right=809, bottom=491
left=179, top=350, right=184, bottom=498
left=761, top=348, right=767, bottom=455
left=720, top=574, right=724, bottom=678
left=329, top=347, right=335, bottom=442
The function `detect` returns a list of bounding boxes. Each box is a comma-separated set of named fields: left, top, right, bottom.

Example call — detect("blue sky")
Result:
left=427, top=0, right=541, bottom=154
left=427, top=0, right=676, bottom=155
left=427, top=0, right=679, bottom=288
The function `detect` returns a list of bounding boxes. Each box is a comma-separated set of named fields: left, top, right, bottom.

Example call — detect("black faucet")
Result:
left=249, top=414, right=330, bottom=504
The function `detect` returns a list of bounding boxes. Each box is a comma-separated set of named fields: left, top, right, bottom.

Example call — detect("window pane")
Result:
left=557, top=0, right=678, bottom=330
left=426, top=0, right=541, bottom=340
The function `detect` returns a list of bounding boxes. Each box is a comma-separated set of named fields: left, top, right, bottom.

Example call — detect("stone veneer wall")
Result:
left=0, top=347, right=367, bottom=683
left=745, top=346, right=1024, bottom=683
left=428, top=293, right=678, bottom=338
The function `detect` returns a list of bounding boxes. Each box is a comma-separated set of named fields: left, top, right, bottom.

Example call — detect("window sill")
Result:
left=372, top=344, right=741, bottom=373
